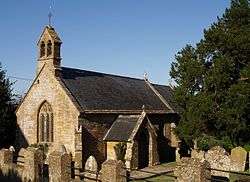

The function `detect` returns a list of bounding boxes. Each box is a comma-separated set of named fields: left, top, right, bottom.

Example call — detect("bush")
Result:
left=197, top=135, right=234, bottom=151
left=243, top=144, right=250, bottom=152
left=114, top=142, right=127, bottom=162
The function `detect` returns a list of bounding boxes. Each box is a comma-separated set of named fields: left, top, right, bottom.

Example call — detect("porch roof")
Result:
left=103, top=114, right=145, bottom=142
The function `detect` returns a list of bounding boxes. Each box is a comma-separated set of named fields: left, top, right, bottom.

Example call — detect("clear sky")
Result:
left=0, top=0, right=230, bottom=95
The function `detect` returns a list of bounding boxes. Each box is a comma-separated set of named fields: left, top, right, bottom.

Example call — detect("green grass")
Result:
left=230, top=172, right=250, bottom=182
left=129, top=172, right=176, bottom=182
left=129, top=162, right=177, bottom=182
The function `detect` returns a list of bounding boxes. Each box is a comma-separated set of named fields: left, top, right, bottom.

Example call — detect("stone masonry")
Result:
left=0, top=149, right=13, bottom=166
left=205, top=146, right=230, bottom=178
left=100, top=160, right=127, bottom=182
left=174, top=157, right=211, bottom=182
left=16, top=64, right=80, bottom=158
left=48, top=150, right=71, bottom=182
left=230, top=146, right=247, bottom=172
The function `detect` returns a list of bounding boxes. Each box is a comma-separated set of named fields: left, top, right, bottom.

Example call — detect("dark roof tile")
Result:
left=103, top=115, right=140, bottom=141
left=60, top=67, right=177, bottom=112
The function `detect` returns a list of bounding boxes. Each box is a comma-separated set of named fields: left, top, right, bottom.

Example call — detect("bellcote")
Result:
left=37, top=26, right=62, bottom=74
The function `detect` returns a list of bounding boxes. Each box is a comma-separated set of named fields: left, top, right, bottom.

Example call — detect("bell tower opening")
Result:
left=40, top=41, right=46, bottom=58
left=47, top=40, right=52, bottom=57
left=36, top=25, right=62, bottom=74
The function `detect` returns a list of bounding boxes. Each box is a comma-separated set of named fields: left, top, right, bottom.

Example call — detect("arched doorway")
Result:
left=137, top=127, right=149, bottom=169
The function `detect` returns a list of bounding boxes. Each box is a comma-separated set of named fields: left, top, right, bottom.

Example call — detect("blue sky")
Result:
left=0, top=0, right=230, bottom=95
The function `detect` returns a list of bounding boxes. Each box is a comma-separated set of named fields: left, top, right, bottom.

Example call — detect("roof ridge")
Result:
left=61, top=66, right=169, bottom=87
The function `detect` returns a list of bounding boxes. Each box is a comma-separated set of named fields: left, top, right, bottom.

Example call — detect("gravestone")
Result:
left=231, top=147, right=247, bottom=171
left=174, top=157, right=211, bottom=182
left=49, top=147, right=71, bottom=182
left=191, top=149, right=205, bottom=162
left=84, top=155, right=98, bottom=182
left=100, top=160, right=127, bottom=182
left=205, top=146, right=230, bottom=178
left=18, top=147, right=44, bottom=182
left=231, top=147, right=247, bottom=172
left=0, top=149, right=13, bottom=166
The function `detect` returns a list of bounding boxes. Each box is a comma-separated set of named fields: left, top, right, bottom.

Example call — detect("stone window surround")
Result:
left=37, top=101, right=54, bottom=143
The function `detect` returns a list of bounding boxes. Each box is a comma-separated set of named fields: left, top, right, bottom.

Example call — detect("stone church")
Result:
left=16, top=25, right=180, bottom=170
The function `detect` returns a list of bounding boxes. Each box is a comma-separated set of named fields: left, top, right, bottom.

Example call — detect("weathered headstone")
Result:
left=205, top=146, right=230, bottom=178
left=84, top=155, right=98, bottom=182
left=174, top=157, right=211, bottom=182
left=18, top=147, right=44, bottom=182
left=230, top=147, right=247, bottom=172
left=176, top=147, right=181, bottom=162
left=0, top=149, right=13, bottom=166
left=191, top=149, right=205, bottom=162
left=48, top=149, right=71, bottom=182
left=100, top=160, right=127, bottom=182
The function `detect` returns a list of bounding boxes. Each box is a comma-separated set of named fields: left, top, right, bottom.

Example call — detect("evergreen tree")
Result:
left=0, top=62, right=16, bottom=148
left=170, top=0, right=250, bottom=150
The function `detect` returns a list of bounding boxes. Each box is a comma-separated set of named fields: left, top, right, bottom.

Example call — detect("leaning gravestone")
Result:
left=230, top=147, right=247, bottom=172
left=205, top=146, right=230, bottom=178
left=84, top=155, right=98, bottom=182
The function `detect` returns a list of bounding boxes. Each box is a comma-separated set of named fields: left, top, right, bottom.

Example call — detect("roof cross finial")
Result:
left=144, top=72, right=148, bottom=81
left=142, top=105, right=145, bottom=111
left=48, top=11, right=52, bottom=26
left=48, top=0, right=53, bottom=26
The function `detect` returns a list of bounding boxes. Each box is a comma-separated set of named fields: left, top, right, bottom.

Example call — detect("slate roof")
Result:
left=152, top=84, right=182, bottom=113
left=59, top=67, right=178, bottom=113
left=103, top=115, right=141, bottom=141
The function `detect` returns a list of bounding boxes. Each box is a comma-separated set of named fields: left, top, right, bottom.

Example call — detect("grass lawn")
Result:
left=229, top=173, right=250, bottom=182
left=129, top=162, right=176, bottom=182
left=130, top=176, right=175, bottom=182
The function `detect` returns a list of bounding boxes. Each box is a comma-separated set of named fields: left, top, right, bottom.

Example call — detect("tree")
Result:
left=0, top=62, right=16, bottom=148
left=170, top=0, right=250, bottom=150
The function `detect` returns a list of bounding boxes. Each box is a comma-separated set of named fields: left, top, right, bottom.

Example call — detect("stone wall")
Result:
left=16, top=64, right=80, bottom=157
left=81, top=115, right=114, bottom=169
left=107, top=141, right=120, bottom=160
left=125, top=141, right=138, bottom=170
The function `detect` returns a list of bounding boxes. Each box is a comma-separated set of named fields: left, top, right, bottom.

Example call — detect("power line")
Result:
left=7, top=75, right=32, bottom=82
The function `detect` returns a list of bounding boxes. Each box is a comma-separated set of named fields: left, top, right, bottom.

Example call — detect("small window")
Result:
left=47, top=40, right=52, bottom=56
left=40, top=41, right=45, bottom=57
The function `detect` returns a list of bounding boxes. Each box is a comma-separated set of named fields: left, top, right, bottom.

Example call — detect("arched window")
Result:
left=38, top=101, right=53, bottom=142
left=47, top=40, right=52, bottom=56
left=40, top=41, right=45, bottom=57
